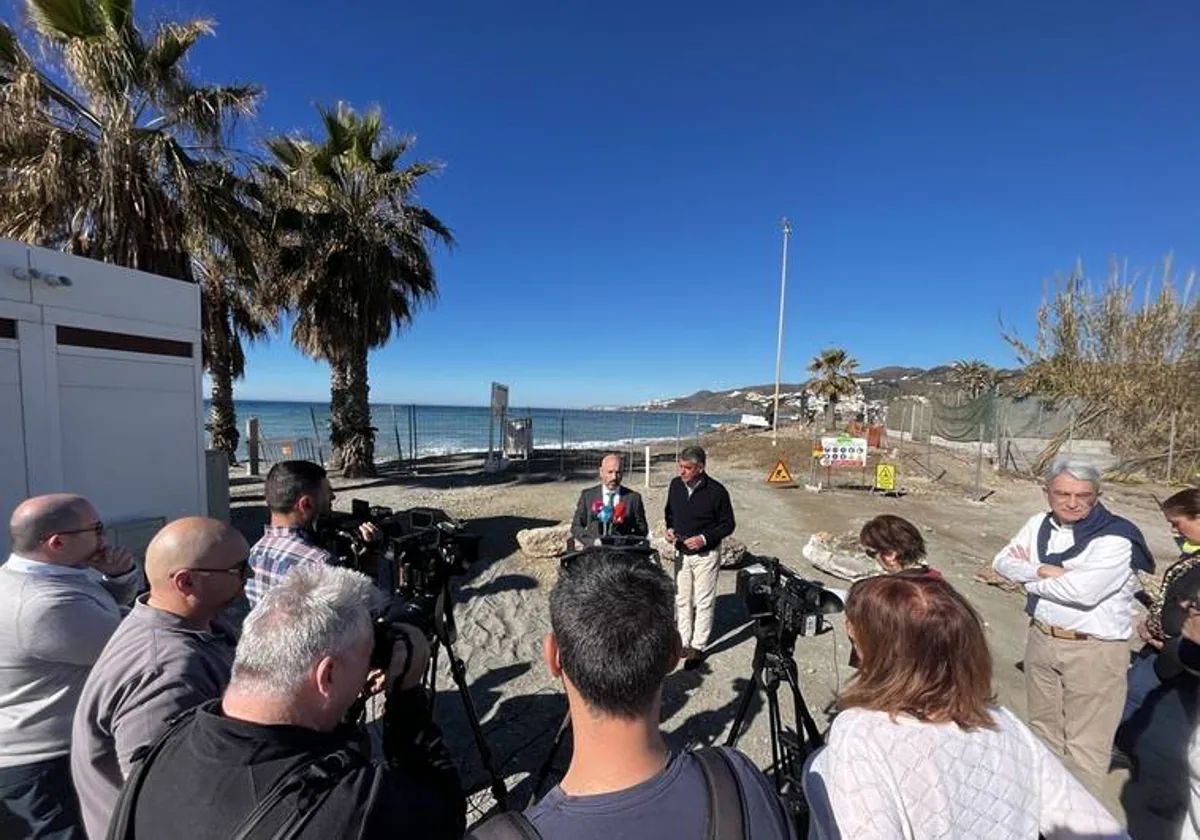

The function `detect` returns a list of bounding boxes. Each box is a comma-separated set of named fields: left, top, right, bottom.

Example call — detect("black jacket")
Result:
left=116, top=687, right=464, bottom=839
left=570, top=485, right=649, bottom=544
left=664, top=474, right=736, bottom=555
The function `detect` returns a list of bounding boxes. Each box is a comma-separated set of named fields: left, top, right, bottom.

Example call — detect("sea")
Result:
left=205, top=400, right=740, bottom=462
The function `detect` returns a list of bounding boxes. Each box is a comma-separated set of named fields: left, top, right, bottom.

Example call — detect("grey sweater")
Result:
left=0, top=555, right=140, bottom=769
left=71, top=597, right=237, bottom=839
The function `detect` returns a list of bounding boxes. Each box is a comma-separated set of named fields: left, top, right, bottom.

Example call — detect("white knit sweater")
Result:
left=803, top=706, right=1127, bottom=840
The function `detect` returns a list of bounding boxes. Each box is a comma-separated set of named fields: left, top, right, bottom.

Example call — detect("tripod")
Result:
left=725, top=618, right=824, bottom=821
left=424, top=580, right=510, bottom=811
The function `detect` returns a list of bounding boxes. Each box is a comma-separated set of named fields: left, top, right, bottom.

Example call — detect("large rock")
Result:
left=801, top=532, right=879, bottom=581
left=516, top=522, right=572, bottom=559
left=719, top=537, right=749, bottom=569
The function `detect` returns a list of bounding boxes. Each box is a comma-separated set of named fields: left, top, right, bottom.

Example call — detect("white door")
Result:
left=0, top=326, right=28, bottom=552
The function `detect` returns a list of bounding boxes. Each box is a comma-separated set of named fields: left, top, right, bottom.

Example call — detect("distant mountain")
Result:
left=625, top=365, right=1018, bottom=414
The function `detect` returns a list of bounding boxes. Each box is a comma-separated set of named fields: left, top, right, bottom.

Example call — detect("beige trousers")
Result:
left=1024, top=623, right=1128, bottom=797
left=675, top=549, right=721, bottom=650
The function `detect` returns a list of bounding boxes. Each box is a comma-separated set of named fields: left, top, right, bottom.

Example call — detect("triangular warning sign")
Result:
left=766, top=459, right=796, bottom=486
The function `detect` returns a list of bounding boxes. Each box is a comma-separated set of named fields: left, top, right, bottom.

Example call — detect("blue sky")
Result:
left=23, top=0, right=1200, bottom=406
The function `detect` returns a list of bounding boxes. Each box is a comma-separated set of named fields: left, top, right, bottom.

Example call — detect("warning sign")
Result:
left=875, top=463, right=897, bottom=492
left=766, top=459, right=797, bottom=486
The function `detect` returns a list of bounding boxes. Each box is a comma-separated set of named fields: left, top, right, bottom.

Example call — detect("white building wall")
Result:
left=0, top=239, right=205, bottom=555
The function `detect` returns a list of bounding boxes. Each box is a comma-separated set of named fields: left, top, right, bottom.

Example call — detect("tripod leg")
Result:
left=725, top=639, right=766, bottom=748
left=780, top=657, right=824, bottom=751
left=763, top=677, right=785, bottom=792
left=441, top=636, right=509, bottom=810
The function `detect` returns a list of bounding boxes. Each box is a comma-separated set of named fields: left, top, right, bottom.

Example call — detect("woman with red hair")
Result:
left=803, top=574, right=1125, bottom=839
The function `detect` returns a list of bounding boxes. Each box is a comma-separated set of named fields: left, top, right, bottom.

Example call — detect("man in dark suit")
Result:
left=570, top=454, right=649, bottom=550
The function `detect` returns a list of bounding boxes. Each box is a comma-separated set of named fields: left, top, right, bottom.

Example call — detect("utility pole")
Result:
left=772, top=218, right=792, bottom=446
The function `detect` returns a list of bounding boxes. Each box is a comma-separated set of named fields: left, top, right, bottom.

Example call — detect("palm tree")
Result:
left=198, top=245, right=278, bottom=464
left=950, top=359, right=997, bottom=399
left=807, top=347, right=859, bottom=426
left=0, top=0, right=260, bottom=280
left=261, top=103, right=452, bottom=478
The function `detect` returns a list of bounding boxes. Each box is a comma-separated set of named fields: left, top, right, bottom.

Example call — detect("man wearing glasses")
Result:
left=993, top=457, right=1153, bottom=798
left=0, top=494, right=140, bottom=840
left=71, top=517, right=248, bottom=839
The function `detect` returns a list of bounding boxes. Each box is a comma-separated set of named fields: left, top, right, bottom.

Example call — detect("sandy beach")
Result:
left=228, top=427, right=1177, bottom=824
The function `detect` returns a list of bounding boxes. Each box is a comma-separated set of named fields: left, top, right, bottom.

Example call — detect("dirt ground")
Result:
left=228, top=427, right=1180, bottom=825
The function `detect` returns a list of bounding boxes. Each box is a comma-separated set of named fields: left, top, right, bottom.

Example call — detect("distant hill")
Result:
left=624, top=365, right=1018, bottom=414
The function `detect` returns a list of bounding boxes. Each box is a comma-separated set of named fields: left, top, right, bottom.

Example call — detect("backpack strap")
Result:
left=466, top=811, right=543, bottom=840
left=105, top=704, right=203, bottom=840
left=694, top=747, right=747, bottom=840
left=229, top=748, right=362, bottom=840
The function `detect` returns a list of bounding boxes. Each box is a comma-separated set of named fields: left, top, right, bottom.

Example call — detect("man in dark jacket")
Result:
left=109, top=564, right=464, bottom=839
left=569, top=454, right=649, bottom=550
left=664, top=447, right=735, bottom=669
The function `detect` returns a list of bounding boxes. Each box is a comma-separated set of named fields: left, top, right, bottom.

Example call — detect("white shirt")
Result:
left=600, top=487, right=620, bottom=508
left=804, top=706, right=1127, bottom=840
left=992, top=512, right=1139, bottom=640
left=1185, top=724, right=1200, bottom=840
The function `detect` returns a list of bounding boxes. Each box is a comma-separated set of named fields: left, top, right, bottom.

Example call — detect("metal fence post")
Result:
left=559, top=410, right=566, bottom=477
left=1168, top=410, right=1178, bottom=483
left=246, top=417, right=260, bottom=476
left=975, top=422, right=984, bottom=498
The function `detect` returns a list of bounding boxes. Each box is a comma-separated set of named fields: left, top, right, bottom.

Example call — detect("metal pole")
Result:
left=391, top=404, right=402, bottom=465
left=975, top=422, right=984, bottom=497
left=897, top=404, right=907, bottom=459
left=559, top=411, right=566, bottom=477
left=772, top=218, right=792, bottom=447
left=309, top=407, right=325, bottom=467
left=675, top=413, right=681, bottom=463
left=1168, top=410, right=1178, bottom=483
left=644, top=445, right=651, bottom=488
left=246, top=417, right=260, bottom=476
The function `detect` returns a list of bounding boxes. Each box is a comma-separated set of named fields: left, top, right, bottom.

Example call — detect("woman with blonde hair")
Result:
left=803, top=574, right=1125, bottom=839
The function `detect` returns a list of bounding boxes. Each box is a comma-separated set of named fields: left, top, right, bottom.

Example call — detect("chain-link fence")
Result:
left=884, top=394, right=1119, bottom=478
left=223, top=405, right=738, bottom=483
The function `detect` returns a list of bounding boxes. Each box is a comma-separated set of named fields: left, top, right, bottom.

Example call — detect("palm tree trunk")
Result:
left=340, top=347, right=376, bottom=478
left=328, top=361, right=350, bottom=472
left=206, top=300, right=240, bottom=466
left=826, top=396, right=838, bottom=428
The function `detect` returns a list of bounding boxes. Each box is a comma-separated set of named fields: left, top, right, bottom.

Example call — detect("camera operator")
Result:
left=245, top=460, right=379, bottom=609
left=469, top=548, right=792, bottom=840
left=107, top=564, right=465, bottom=839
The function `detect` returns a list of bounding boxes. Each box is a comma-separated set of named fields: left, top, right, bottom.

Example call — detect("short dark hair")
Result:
left=549, top=550, right=676, bottom=718
left=264, top=461, right=327, bottom=514
left=679, top=446, right=706, bottom=466
left=859, top=515, right=927, bottom=568
left=1163, top=488, right=1200, bottom=520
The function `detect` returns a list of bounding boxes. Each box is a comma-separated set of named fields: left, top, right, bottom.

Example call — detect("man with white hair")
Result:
left=994, top=457, right=1153, bottom=796
left=106, top=564, right=464, bottom=839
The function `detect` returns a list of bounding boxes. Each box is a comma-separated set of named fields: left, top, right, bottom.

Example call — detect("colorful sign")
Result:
left=819, top=435, right=868, bottom=468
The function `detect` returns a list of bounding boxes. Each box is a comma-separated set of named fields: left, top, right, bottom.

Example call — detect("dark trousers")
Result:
left=1117, top=651, right=1198, bottom=840
left=0, top=756, right=86, bottom=840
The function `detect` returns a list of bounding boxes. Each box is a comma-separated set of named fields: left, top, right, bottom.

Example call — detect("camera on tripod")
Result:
left=736, top=557, right=845, bottom=640
left=312, top=500, right=481, bottom=656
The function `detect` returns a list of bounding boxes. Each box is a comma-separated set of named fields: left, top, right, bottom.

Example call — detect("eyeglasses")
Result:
left=45, top=521, right=104, bottom=540
left=175, top=558, right=253, bottom=580
left=862, top=546, right=879, bottom=559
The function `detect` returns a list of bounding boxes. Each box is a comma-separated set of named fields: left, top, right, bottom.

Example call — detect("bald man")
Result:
left=569, top=454, right=650, bottom=550
left=70, top=517, right=247, bottom=839
left=0, top=494, right=139, bottom=840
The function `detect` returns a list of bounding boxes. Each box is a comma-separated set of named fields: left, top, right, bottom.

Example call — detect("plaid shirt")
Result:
left=244, top=526, right=333, bottom=607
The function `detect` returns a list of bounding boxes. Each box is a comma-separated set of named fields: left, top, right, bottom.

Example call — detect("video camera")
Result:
left=311, top=499, right=482, bottom=663
left=737, top=557, right=845, bottom=643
